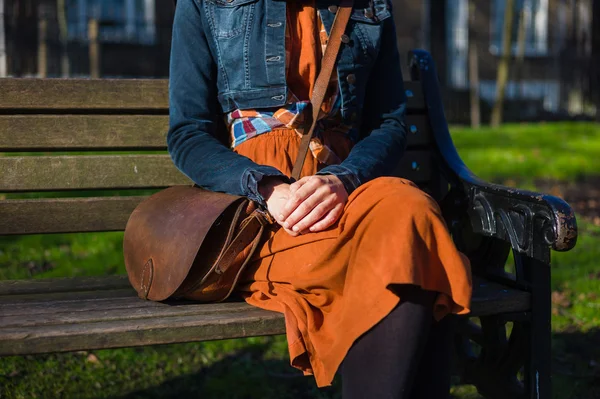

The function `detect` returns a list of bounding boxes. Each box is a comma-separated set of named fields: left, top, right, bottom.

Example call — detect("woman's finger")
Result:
left=280, top=177, right=321, bottom=221
left=284, top=189, right=325, bottom=231
left=289, top=176, right=310, bottom=195
left=308, top=203, right=344, bottom=233
left=288, top=196, right=335, bottom=233
left=282, top=225, right=300, bottom=237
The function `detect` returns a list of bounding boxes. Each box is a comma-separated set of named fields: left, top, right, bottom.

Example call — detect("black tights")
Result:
left=341, top=286, right=455, bottom=399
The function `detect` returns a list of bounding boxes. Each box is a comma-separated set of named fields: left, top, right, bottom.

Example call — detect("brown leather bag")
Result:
left=123, top=0, right=354, bottom=302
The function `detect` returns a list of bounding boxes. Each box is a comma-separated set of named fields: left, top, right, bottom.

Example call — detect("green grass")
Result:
left=549, top=221, right=600, bottom=399
left=1, top=122, right=600, bottom=398
left=450, top=122, right=600, bottom=183
left=0, top=337, right=341, bottom=399
left=0, top=233, right=125, bottom=280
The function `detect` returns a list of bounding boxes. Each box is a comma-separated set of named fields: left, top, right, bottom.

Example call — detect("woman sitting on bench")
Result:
left=167, top=0, right=472, bottom=397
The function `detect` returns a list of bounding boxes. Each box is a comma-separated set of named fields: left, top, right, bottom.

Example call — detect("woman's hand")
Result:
left=259, top=175, right=348, bottom=236
left=258, top=177, right=298, bottom=236
left=280, top=175, right=348, bottom=234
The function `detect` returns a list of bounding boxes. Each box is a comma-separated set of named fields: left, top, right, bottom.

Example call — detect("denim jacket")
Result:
left=167, top=0, right=408, bottom=207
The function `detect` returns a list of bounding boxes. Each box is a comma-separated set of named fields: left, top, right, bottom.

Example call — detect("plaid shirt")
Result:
left=227, top=12, right=351, bottom=166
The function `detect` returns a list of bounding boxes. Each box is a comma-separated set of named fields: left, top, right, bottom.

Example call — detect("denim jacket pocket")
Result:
left=205, top=0, right=259, bottom=39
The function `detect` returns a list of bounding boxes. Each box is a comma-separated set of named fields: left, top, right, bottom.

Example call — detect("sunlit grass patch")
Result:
left=451, top=122, right=600, bottom=182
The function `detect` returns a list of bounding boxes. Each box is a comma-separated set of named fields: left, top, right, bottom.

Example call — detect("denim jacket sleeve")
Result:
left=167, top=0, right=289, bottom=208
left=316, top=13, right=408, bottom=195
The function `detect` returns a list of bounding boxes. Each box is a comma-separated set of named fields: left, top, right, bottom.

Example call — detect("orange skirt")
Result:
left=234, top=130, right=472, bottom=387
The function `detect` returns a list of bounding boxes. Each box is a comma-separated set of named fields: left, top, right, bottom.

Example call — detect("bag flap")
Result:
left=123, top=185, right=247, bottom=301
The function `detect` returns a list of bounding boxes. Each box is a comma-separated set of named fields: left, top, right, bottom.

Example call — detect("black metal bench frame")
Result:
left=0, top=51, right=577, bottom=399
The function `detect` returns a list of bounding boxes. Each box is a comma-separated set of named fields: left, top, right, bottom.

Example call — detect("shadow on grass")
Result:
left=109, top=328, right=600, bottom=399
left=112, top=341, right=341, bottom=399
left=552, top=327, right=600, bottom=399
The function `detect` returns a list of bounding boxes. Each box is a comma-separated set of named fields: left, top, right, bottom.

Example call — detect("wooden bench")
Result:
left=0, top=51, right=577, bottom=399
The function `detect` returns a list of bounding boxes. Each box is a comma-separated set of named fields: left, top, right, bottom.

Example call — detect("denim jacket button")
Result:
left=328, top=5, right=338, bottom=13
left=346, top=74, right=357, bottom=85
left=364, top=9, right=374, bottom=18
left=341, top=34, right=350, bottom=44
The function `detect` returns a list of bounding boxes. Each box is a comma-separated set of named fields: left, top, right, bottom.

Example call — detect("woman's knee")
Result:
left=360, top=177, right=439, bottom=213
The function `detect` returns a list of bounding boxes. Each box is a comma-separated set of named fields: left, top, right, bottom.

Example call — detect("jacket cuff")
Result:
left=316, top=165, right=361, bottom=195
left=242, top=166, right=290, bottom=209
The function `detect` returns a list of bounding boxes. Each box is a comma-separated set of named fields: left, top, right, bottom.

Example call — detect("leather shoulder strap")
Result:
left=291, top=0, right=354, bottom=181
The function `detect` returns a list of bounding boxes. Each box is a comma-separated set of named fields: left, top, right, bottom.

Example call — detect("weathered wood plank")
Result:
left=0, top=79, right=169, bottom=111
left=0, top=294, right=252, bottom=318
left=0, top=151, right=430, bottom=194
left=0, top=301, right=258, bottom=327
left=0, top=155, right=190, bottom=192
left=0, top=280, right=529, bottom=326
left=0, top=292, right=144, bottom=316
left=0, top=197, right=147, bottom=235
left=0, top=307, right=286, bottom=356
left=393, top=150, right=432, bottom=183
left=0, top=275, right=529, bottom=355
left=0, top=275, right=130, bottom=296
left=0, top=79, right=425, bottom=112
left=405, top=114, right=433, bottom=148
left=0, top=115, right=168, bottom=151
left=0, top=294, right=528, bottom=329
left=0, top=114, right=430, bottom=152
left=0, top=288, right=136, bottom=306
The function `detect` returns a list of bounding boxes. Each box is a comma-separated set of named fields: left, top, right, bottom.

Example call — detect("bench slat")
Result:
left=0, top=115, right=168, bottom=151
left=0, top=79, right=425, bottom=112
left=0, top=155, right=190, bottom=192
left=0, top=292, right=140, bottom=315
left=0, top=301, right=256, bottom=327
left=1, top=152, right=432, bottom=234
left=405, top=114, right=432, bottom=147
left=0, top=79, right=169, bottom=111
left=0, top=307, right=285, bottom=356
left=0, top=276, right=529, bottom=356
left=0, top=292, right=249, bottom=318
left=393, top=150, right=432, bottom=182
left=1, top=153, right=430, bottom=193
left=0, top=275, right=130, bottom=296
left=0, top=294, right=144, bottom=317
left=0, top=114, right=431, bottom=151
left=0, top=197, right=146, bottom=235
left=0, top=289, right=135, bottom=306
left=404, top=82, right=425, bottom=112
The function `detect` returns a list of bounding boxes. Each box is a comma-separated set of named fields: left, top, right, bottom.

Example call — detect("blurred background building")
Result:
left=0, top=0, right=173, bottom=78
left=1, top=0, right=599, bottom=123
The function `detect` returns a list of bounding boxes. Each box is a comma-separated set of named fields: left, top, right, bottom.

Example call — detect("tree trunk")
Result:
left=0, top=0, right=6, bottom=77
left=88, top=19, right=100, bottom=78
left=37, top=13, right=47, bottom=78
left=515, top=0, right=528, bottom=98
left=468, top=0, right=480, bottom=128
left=491, top=0, right=515, bottom=127
left=593, top=0, right=600, bottom=121
left=56, top=0, right=69, bottom=77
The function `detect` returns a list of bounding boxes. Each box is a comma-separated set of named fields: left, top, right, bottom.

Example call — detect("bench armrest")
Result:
left=408, top=50, right=577, bottom=261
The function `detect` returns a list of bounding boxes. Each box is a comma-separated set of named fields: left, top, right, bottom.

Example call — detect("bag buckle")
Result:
left=255, top=208, right=276, bottom=225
